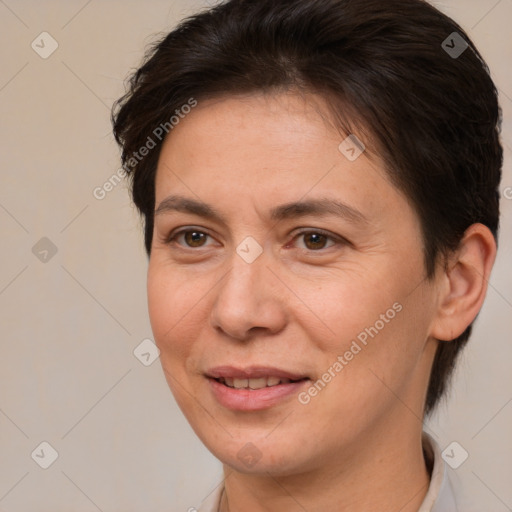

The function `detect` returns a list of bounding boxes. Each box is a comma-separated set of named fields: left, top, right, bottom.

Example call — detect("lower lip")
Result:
left=207, top=378, right=309, bottom=411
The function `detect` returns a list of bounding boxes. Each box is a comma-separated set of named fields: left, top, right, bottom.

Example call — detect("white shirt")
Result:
left=197, top=432, right=459, bottom=511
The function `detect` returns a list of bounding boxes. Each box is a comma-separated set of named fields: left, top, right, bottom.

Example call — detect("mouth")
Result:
left=214, top=376, right=307, bottom=389
left=205, top=366, right=310, bottom=411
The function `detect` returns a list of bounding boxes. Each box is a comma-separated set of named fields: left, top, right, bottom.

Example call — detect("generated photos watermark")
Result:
left=298, top=301, right=403, bottom=405
left=93, top=97, right=198, bottom=200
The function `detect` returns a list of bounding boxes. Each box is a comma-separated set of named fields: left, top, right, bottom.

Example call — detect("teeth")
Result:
left=266, top=376, right=281, bottom=387
left=249, top=378, right=267, bottom=390
left=219, top=376, right=297, bottom=389
left=233, top=378, right=249, bottom=389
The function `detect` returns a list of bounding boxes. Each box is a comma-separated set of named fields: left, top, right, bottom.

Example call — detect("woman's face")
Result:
left=148, top=93, right=440, bottom=475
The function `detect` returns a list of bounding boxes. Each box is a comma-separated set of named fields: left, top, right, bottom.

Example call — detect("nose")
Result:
left=209, top=246, right=288, bottom=341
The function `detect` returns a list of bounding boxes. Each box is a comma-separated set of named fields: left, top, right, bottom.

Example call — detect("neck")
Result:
left=219, top=423, right=430, bottom=512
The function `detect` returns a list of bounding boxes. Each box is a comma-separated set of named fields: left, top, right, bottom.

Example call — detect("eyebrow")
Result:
left=154, top=195, right=368, bottom=225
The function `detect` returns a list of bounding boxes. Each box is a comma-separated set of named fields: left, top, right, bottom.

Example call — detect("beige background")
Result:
left=0, top=1, right=511, bottom=511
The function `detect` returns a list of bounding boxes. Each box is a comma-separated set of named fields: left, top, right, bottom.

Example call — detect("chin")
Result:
left=198, top=431, right=314, bottom=476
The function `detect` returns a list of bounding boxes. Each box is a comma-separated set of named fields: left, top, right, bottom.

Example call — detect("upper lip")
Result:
left=205, top=366, right=309, bottom=381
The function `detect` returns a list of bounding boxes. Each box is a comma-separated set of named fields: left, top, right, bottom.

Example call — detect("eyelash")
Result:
left=165, top=228, right=346, bottom=252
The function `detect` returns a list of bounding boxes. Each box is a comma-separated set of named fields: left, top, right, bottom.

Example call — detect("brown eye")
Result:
left=303, top=232, right=329, bottom=250
left=183, top=231, right=208, bottom=247
left=165, top=227, right=220, bottom=250
left=293, top=230, right=339, bottom=251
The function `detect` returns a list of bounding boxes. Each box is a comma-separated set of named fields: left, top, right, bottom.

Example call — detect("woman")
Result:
left=112, top=0, right=502, bottom=510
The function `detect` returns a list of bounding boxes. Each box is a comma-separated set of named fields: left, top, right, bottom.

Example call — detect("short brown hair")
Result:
left=112, top=0, right=502, bottom=416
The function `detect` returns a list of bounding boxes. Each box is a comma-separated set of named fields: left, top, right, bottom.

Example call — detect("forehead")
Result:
left=158, top=92, right=343, bottom=166
left=153, top=93, right=409, bottom=226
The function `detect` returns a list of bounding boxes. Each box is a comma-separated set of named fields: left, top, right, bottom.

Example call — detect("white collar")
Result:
left=419, top=432, right=459, bottom=511
left=198, top=432, right=458, bottom=512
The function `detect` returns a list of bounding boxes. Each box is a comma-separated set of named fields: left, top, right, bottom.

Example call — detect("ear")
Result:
left=430, top=223, right=497, bottom=341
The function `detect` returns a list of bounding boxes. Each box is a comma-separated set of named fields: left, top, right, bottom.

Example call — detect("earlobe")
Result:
left=430, top=223, right=497, bottom=342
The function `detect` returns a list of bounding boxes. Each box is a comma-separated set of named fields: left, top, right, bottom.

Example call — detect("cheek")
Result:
left=339, top=294, right=431, bottom=399
left=297, top=264, right=431, bottom=392
left=147, top=262, right=212, bottom=419
left=295, top=268, right=404, bottom=353
left=147, top=260, right=206, bottom=362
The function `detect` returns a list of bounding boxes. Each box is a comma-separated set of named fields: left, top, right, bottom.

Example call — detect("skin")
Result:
left=147, top=92, right=496, bottom=511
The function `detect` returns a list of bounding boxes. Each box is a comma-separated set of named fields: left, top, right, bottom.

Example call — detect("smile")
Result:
left=205, top=366, right=310, bottom=411
left=216, top=376, right=303, bottom=389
